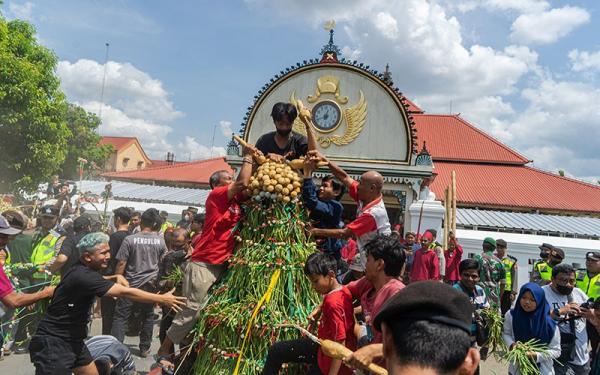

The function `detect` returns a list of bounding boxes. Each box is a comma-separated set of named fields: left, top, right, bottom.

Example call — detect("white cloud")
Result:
left=79, top=101, right=174, bottom=157
left=177, top=136, right=226, bottom=160
left=449, top=0, right=549, bottom=14
left=57, top=59, right=183, bottom=123
left=8, top=1, right=34, bottom=21
left=498, top=79, right=600, bottom=179
left=569, top=49, right=600, bottom=72
left=510, top=6, right=590, bottom=45
left=219, top=120, right=234, bottom=138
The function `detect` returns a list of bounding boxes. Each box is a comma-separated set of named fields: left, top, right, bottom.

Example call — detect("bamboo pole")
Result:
left=451, top=170, right=457, bottom=235
left=443, top=187, right=450, bottom=251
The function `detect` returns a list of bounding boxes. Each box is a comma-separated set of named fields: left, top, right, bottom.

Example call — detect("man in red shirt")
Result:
left=156, top=146, right=258, bottom=371
left=308, top=150, right=391, bottom=272
left=444, top=232, right=463, bottom=285
left=346, top=234, right=405, bottom=345
left=410, top=231, right=440, bottom=282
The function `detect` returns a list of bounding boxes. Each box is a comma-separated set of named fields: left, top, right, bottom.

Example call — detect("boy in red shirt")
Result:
left=410, top=231, right=440, bottom=282
left=346, top=234, right=406, bottom=345
left=261, top=252, right=356, bottom=375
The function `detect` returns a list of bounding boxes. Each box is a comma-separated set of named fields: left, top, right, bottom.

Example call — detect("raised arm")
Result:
left=298, top=105, right=318, bottom=152
left=308, top=150, right=355, bottom=189
left=228, top=145, right=259, bottom=201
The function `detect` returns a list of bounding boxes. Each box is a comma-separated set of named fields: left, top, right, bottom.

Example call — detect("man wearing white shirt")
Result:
left=544, top=263, right=593, bottom=375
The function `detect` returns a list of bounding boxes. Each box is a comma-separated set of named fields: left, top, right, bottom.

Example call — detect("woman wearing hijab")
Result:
left=503, top=282, right=561, bottom=374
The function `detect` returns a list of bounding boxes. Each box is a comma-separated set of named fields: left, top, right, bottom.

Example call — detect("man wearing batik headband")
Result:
left=29, top=232, right=186, bottom=375
left=577, top=251, right=600, bottom=361
left=409, top=231, right=440, bottom=282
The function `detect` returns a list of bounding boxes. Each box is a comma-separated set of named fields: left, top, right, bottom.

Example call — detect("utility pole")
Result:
left=99, top=42, right=110, bottom=120
left=210, top=123, right=217, bottom=158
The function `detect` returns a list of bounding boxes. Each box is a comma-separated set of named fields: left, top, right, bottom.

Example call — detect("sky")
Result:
left=2, top=0, right=600, bottom=183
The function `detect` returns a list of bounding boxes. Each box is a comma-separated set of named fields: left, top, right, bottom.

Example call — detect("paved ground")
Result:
left=1, top=316, right=508, bottom=374
left=1, top=316, right=161, bottom=374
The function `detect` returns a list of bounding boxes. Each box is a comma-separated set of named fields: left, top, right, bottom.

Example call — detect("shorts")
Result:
left=29, top=334, right=93, bottom=374
left=167, top=261, right=226, bottom=344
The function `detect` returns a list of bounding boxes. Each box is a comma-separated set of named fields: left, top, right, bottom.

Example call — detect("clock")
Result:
left=311, top=100, right=342, bottom=133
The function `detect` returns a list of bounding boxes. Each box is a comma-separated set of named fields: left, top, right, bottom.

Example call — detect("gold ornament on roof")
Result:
left=290, top=75, right=367, bottom=148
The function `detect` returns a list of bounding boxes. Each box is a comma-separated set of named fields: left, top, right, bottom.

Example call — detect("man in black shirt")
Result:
left=101, top=206, right=132, bottom=335
left=255, top=102, right=316, bottom=161
left=49, top=215, right=91, bottom=276
left=29, top=232, right=185, bottom=375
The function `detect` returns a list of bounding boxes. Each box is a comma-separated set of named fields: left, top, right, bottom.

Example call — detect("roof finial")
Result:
left=320, top=20, right=340, bottom=63
left=383, top=63, right=393, bottom=85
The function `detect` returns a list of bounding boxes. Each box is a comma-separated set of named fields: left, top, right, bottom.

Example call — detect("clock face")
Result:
left=311, top=100, right=342, bottom=132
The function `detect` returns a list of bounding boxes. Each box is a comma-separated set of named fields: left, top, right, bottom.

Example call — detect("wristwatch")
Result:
left=552, top=307, right=561, bottom=317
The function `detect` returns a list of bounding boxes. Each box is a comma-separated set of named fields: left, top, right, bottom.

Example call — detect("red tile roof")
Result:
left=99, top=136, right=137, bottom=151
left=404, top=97, right=423, bottom=113
left=102, top=157, right=232, bottom=186
left=412, top=114, right=529, bottom=165
left=149, top=160, right=188, bottom=167
left=431, top=161, right=600, bottom=214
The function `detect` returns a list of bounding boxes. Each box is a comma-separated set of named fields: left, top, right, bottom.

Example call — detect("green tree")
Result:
left=0, top=17, right=69, bottom=194
left=59, top=103, right=112, bottom=180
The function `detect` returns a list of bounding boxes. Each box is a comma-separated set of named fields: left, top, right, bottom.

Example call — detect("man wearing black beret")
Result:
left=345, top=281, right=480, bottom=374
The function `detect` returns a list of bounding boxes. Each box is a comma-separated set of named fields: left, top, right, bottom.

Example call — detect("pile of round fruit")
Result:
left=249, top=161, right=302, bottom=203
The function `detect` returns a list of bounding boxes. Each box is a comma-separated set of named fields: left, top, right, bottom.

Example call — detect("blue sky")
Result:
left=3, top=0, right=600, bottom=182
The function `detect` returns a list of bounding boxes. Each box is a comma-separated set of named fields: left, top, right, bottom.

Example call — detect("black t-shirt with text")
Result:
left=36, top=262, right=113, bottom=341
left=255, top=131, right=308, bottom=160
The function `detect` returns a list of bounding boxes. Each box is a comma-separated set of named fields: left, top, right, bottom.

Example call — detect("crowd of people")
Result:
left=0, top=101, right=598, bottom=375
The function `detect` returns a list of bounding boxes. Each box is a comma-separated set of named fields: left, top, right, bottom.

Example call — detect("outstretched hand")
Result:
left=161, top=288, right=187, bottom=313
left=308, top=150, right=328, bottom=164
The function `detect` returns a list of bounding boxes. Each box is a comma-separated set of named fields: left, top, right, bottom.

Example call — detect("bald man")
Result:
left=308, top=150, right=391, bottom=271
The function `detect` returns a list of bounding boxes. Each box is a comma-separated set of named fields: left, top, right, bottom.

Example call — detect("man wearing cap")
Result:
left=473, top=237, right=505, bottom=307
left=495, top=239, right=518, bottom=315
left=577, top=251, right=600, bottom=360
left=13, top=205, right=66, bottom=353
left=48, top=215, right=92, bottom=277
left=533, top=247, right=565, bottom=287
left=531, top=243, right=554, bottom=285
left=344, top=281, right=480, bottom=375
left=0, top=216, right=56, bottom=354
left=159, top=210, right=173, bottom=235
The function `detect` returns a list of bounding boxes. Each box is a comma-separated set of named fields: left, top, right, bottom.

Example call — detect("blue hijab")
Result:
left=511, top=282, right=557, bottom=344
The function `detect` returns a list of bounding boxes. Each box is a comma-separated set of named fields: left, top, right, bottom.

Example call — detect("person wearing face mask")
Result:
left=503, top=282, right=561, bottom=375
left=255, top=102, right=315, bottom=162
left=577, top=251, right=600, bottom=362
left=544, top=263, right=593, bottom=375
left=531, top=243, right=555, bottom=286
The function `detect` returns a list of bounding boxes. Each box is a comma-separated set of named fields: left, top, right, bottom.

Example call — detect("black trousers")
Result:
left=261, top=338, right=322, bottom=375
left=111, top=297, right=154, bottom=351
left=159, top=306, right=174, bottom=344
left=589, top=320, right=600, bottom=361
left=500, top=290, right=513, bottom=316
left=100, top=296, right=116, bottom=335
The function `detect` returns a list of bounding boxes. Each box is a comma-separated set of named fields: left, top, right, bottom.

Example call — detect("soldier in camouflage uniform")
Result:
left=473, top=237, right=506, bottom=308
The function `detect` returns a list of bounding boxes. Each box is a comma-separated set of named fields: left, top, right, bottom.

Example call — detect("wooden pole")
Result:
left=451, top=170, right=457, bottom=235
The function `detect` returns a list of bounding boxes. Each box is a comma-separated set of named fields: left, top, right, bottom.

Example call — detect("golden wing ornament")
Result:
left=289, top=91, right=307, bottom=136
left=320, top=90, right=366, bottom=147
